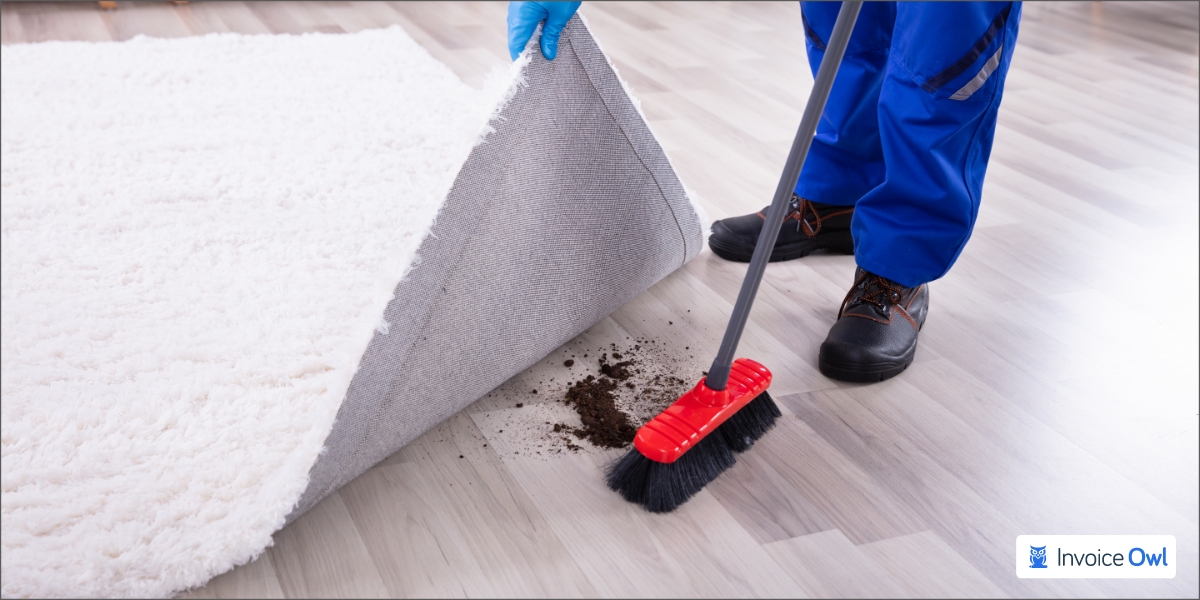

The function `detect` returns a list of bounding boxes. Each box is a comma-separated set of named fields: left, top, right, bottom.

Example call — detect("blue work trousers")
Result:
left=795, top=2, right=1021, bottom=286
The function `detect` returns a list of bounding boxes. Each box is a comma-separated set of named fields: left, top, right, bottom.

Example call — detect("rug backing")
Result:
left=290, top=17, right=704, bottom=520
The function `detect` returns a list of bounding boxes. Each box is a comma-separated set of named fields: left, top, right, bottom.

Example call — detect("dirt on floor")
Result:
left=549, top=339, right=696, bottom=451
left=474, top=330, right=707, bottom=458
left=562, top=374, right=632, bottom=448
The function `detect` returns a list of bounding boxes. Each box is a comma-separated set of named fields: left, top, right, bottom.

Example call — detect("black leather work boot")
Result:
left=708, top=194, right=855, bottom=262
left=818, top=267, right=929, bottom=382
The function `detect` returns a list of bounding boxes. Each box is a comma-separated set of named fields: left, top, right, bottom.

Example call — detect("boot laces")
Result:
left=840, top=271, right=904, bottom=317
left=788, top=195, right=823, bottom=237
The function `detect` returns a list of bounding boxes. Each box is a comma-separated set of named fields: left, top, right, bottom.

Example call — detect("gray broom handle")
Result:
left=706, top=1, right=861, bottom=391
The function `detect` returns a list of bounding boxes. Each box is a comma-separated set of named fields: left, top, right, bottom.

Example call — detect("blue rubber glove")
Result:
left=507, top=1, right=582, bottom=61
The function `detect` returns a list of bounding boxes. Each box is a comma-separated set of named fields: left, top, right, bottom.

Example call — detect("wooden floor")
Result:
left=4, top=1, right=1198, bottom=597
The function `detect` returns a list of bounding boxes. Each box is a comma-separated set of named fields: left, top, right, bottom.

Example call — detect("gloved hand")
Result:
left=507, top=1, right=582, bottom=61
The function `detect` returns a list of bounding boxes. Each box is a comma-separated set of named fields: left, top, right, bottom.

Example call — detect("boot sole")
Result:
left=818, top=322, right=925, bottom=383
left=817, top=355, right=912, bottom=383
left=708, top=231, right=854, bottom=263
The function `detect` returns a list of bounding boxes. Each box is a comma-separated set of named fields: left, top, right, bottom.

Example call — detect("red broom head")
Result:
left=633, top=358, right=772, bottom=463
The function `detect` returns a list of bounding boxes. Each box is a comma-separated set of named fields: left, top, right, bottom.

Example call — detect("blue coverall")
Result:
left=796, top=2, right=1022, bottom=287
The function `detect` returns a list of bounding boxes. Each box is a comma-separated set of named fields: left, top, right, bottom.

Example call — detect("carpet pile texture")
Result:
left=1, top=26, right=506, bottom=598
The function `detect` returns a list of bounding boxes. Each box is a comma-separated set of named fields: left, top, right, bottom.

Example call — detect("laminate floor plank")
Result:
left=317, top=1, right=396, bottom=35
left=922, top=250, right=1043, bottom=312
left=173, top=2, right=236, bottom=36
left=991, top=133, right=1169, bottom=228
left=684, top=255, right=860, bottom=354
left=188, top=2, right=271, bottom=36
left=243, top=1, right=340, bottom=36
left=647, top=88, right=799, bottom=176
left=1035, top=44, right=1200, bottom=111
left=727, top=416, right=929, bottom=546
left=859, top=531, right=1008, bottom=599
left=4, top=2, right=1196, bottom=598
left=1133, top=50, right=1200, bottom=76
left=1002, top=373, right=1199, bottom=526
left=106, top=1, right=191, bottom=41
left=267, top=491, right=390, bottom=599
left=576, top=5, right=707, bottom=71
left=1012, top=64, right=1198, bottom=146
left=341, top=463, right=483, bottom=599
left=180, top=553, right=286, bottom=600
left=1004, top=85, right=1200, bottom=163
left=338, top=411, right=598, bottom=598
left=609, top=265, right=830, bottom=397
left=776, top=388, right=1110, bottom=598
left=1000, top=290, right=1194, bottom=391
left=386, top=2, right=478, bottom=52
left=762, top=529, right=908, bottom=599
left=461, top=435, right=804, bottom=598
left=1019, top=22, right=1194, bottom=92
left=4, top=1, right=113, bottom=43
left=980, top=164, right=1142, bottom=252
left=924, top=293, right=1098, bottom=393
left=705, top=449, right=839, bottom=546
left=854, top=358, right=1194, bottom=540
left=897, top=359, right=1200, bottom=599
left=674, top=85, right=802, bottom=144
left=954, top=221, right=1094, bottom=293
left=640, top=114, right=782, bottom=216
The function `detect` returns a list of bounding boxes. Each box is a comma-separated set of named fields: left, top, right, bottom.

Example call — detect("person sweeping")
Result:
left=509, top=0, right=1021, bottom=384
left=507, top=1, right=1022, bottom=512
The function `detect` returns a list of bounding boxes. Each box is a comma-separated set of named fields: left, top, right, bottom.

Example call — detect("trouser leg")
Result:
left=793, top=1, right=895, bottom=206
left=853, top=2, right=1022, bottom=287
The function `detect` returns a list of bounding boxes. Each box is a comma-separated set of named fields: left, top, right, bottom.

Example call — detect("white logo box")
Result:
left=1016, top=535, right=1176, bottom=579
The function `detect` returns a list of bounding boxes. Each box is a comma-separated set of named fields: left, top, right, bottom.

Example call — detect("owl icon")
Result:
left=1029, top=545, right=1048, bottom=568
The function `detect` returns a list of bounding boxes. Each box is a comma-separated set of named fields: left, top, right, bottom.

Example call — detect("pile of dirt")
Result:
left=550, top=339, right=699, bottom=452
left=563, top=374, right=635, bottom=448
left=476, top=332, right=706, bottom=457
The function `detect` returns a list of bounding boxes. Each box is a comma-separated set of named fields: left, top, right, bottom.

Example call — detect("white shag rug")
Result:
left=0, top=27, right=522, bottom=598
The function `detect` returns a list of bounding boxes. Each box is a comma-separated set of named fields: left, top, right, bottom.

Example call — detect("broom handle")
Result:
left=706, top=1, right=862, bottom=391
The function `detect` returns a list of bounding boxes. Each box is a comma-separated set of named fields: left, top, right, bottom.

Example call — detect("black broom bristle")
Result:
left=606, top=391, right=781, bottom=513
left=718, top=391, right=781, bottom=452
left=606, top=431, right=735, bottom=513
